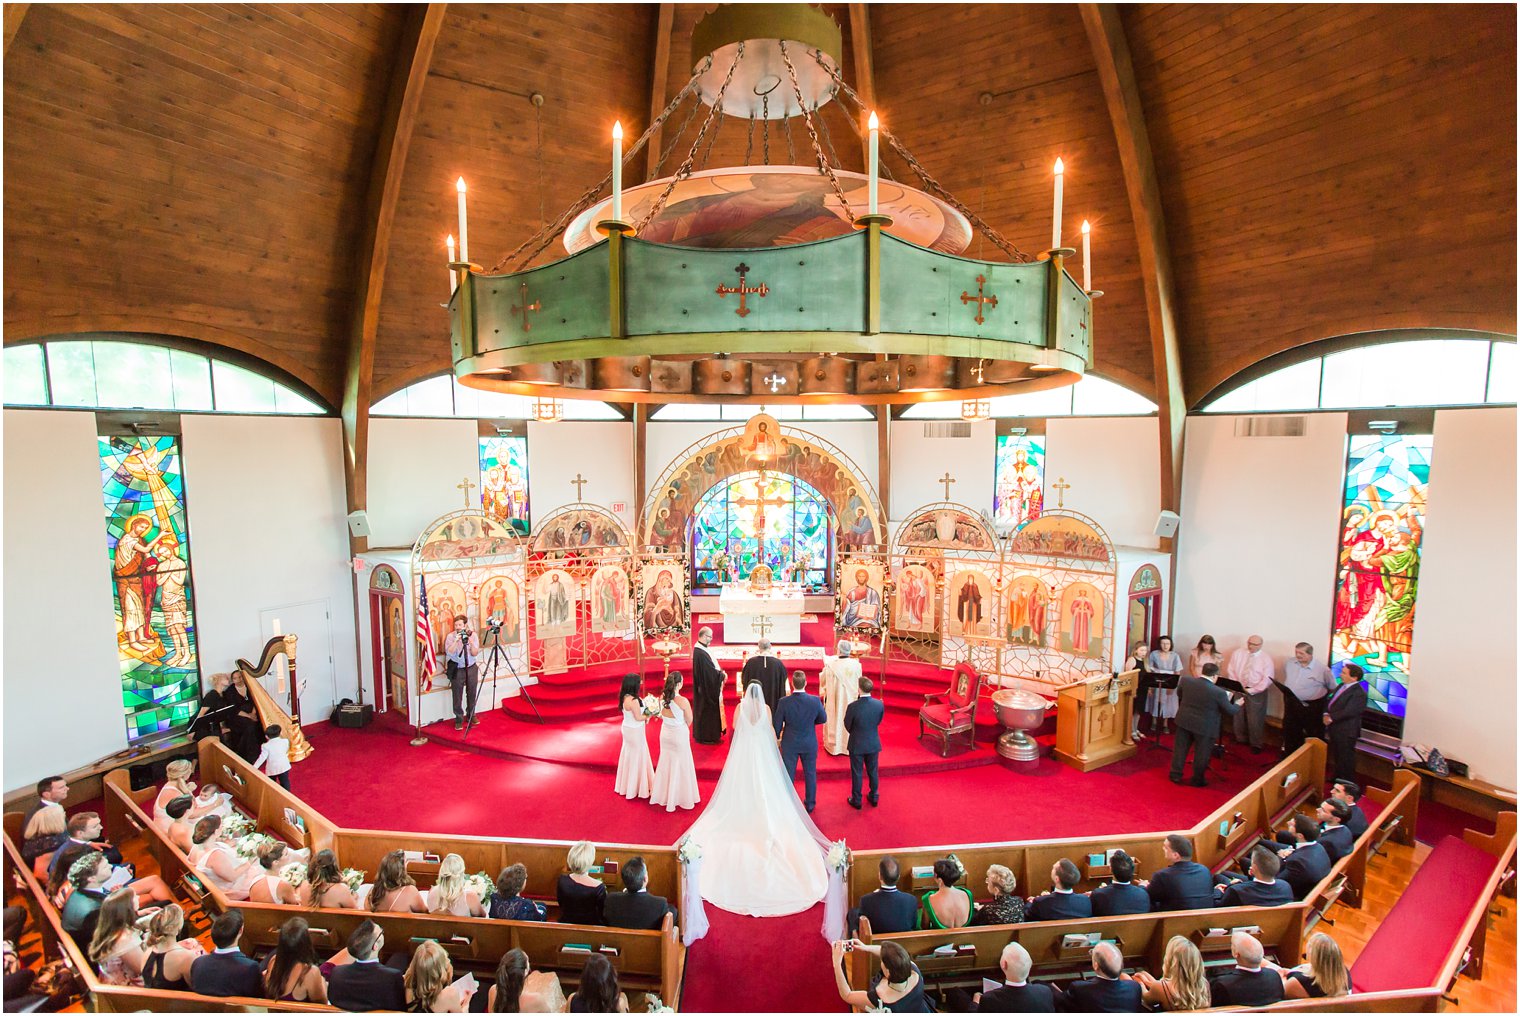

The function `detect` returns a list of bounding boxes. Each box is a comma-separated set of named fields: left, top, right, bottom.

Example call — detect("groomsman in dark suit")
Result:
left=1089, top=851, right=1150, bottom=916
left=1315, top=799, right=1356, bottom=863
left=773, top=671, right=827, bottom=812
left=849, top=856, right=919, bottom=936
left=743, top=639, right=788, bottom=712
left=844, top=677, right=884, bottom=809
left=1323, top=664, right=1368, bottom=785
left=1330, top=779, right=1370, bottom=839
left=1026, top=859, right=1093, bottom=921
left=1213, top=846, right=1294, bottom=908
left=1144, top=835, right=1216, bottom=912
left=1276, top=816, right=1332, bottom=900
left=189, top=911, right=263, bottom=998
left=975, top=943, right=1055, bottom=1012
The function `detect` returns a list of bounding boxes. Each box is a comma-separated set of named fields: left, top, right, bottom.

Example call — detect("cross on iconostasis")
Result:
left=458, top=476, right=477, bottom=507
left=939, top=472, right=957, bottom=500
left=571, top=473, right=589, bottom=501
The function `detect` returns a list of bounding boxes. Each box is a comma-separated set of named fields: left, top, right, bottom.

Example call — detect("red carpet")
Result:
left=291, top=721, right=1276, bottom=1012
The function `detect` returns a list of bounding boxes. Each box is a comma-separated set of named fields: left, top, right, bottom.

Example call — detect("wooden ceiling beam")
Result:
left=341, top=3, right=447, bottom=554
left=848, top=4, right=876, bottom=162
left=4, top=4, right=29, bottom=56
left=1081, top=4, right=1186, bottom=522
left=642, top=4, right=674, bottom=183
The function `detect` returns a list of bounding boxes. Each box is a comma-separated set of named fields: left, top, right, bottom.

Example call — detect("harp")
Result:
left=235, top=635, right=314, bottom=763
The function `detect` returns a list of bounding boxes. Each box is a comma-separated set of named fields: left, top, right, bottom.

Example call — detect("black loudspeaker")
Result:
left=333, top=703, right=374, bottom=728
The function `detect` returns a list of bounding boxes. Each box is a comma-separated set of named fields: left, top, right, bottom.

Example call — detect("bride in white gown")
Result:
left=680, top=683, right=832, bottom=917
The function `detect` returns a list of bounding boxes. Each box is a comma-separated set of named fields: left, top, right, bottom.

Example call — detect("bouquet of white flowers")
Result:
left=826, top=839, right=851, bottom=874
left=281, top=863, right=308, bottom=887
left=640, top=693, right=661, bottom=717
left=464, top=872, right=496, bottom=904
left=220, top=812, right=254, bottom=840
left=676, top=837, right=702, bottom=865
left=643, top=995, right=674, bottom=1013
left=341, top=868, right=365, bottom=893
left=234, top=832, right=276, bottom=860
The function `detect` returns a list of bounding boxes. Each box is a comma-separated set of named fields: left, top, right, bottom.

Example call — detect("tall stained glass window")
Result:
left=1331, top=434, right=1431, bottom=726
left=993, top=434, right=1045, bottom=529
left=691, top=471, right=831, bottom=591
left=99, top=435, right=201, bottom=741
left=479, top=435, right=530, bottom=535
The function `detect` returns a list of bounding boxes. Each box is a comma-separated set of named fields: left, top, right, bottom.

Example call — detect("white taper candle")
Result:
left=1081, top=220, right=1091, bottom=291
left=1052, top=158, right=1064, bottom=251
left=868, top=111, right=880, bottom=215
left=612, top=120, right=624, bottom=222
left=455, top=177, right=469, bottom=263
left=446, top=235, right=457, bottom=295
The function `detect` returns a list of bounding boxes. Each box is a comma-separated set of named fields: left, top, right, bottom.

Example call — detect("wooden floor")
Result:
left=1323, top=838, right=1516, bottom=1012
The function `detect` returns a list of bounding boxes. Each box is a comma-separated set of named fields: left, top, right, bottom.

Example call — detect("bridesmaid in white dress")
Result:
left=649, top=673, right=700, bottom=813
left=613, top=674, right=655, bottom=801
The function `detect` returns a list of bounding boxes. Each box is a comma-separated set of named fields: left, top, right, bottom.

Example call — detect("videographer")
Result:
left=443, top=615, right=481, bottom=731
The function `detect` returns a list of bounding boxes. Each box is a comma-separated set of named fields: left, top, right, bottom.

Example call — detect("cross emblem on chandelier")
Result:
left=763, top=371, right=787, bottom=394
left=512, top=281, right=541, bottom=331
left=716, top=262, right=769, bottom=318
left=961, top=274, right=997, bottom=325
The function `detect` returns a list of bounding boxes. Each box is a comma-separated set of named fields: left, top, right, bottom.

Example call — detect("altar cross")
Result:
left=732, top=470, right=789, bottom=564
left=939, top=472, right=956, bottom=500
left=512, top=281, right=541, bottom=331
left=571, top=473, right=588, bottom=501
left=716, top=262, right=769, bottom=318
left=960, top=274, right=998, bottom=325
left=1051, top=476, right=1071, bottom=508
left=457, top=476, right=477, bottom=507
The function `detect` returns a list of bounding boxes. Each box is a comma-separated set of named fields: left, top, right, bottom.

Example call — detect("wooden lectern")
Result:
left=1054, top=670, right=1139, bottom=772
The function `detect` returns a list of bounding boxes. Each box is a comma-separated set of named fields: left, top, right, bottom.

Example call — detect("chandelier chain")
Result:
left=635, top=42, right=744, bottom=234
left=778, top=40, right=854, bottom=219
left=814, top=102, right=840, bottom=173
left=745, top=114, right=755, bottom=167
left=762, top=94, right=770, bottom=164
left=785, top=111, right=796, bottom=164
left=699, top=109, right=725, bottom=170
left=652, top=86, right=705, bottom=179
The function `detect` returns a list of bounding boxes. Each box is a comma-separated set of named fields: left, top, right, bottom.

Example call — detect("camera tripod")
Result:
left=463, top=620, right=539, bottom=737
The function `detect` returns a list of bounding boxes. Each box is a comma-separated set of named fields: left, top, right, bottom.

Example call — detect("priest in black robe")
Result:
left=741, top=639, right=788, bottom=713
left=691, top=627, right=726, bottom=744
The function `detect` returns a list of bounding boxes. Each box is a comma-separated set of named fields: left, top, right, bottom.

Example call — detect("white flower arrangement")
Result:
left=639, top=693, right=661, bottom=717
left=234, top=832, right=276, bottom=860
left=643, top=994, right=674, bottom=1013
left=281, top=863, right=308, bottom=886
left=676, top=837, right=702, bottom=864
left=826, top=839, right=851, bottom=874
left=464, top=871, right=496, bottom=904
left=341, top=867, right=365, bottom=893
left=220, top=812, right=254, bottom=840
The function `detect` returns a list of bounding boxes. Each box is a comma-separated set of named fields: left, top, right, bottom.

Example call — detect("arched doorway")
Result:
left=1126, top=564, right=1163, bottom=653
left=368, top=565, right=406, bottom=716
left=689, top=470, right=834, bottom=593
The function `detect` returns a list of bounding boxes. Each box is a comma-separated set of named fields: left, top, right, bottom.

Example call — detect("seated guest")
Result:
left=152, top=759, right=221, bottom=828
left=566, top=952, right=629, bottom=1013
left=556, top=841, right=608, bottom=926
left=1316, top=798, right=1355, bottom=863
left=831, top=939, right=930, bottom=1013
left=1090, top=851, right=1149, bottom=916
left=405, top=939, right=475, bottom=1012
left=1214, top=847, right=1293, bottom=908
left=47, top=841, right=90, bottom=908
left=20, top=799, right=67, bottom=869
left=851, top=856, right=918, bottom=936
left=1208, top=931, right=1285, bottom=1007
left=23, top=775, right=69, bottom=833
left=1277, top=816, right=1333, bottom=900
left=369, top=849, right=430, bottom=913
left=487, top=948, right=567, bottom=1013
left=604, top=856, right=676, bottom=931
left=1055, top=942, right=1144, bottom=1012
left=190, top=910, right=263, bottom=998
left=1145, top=835, right=1214, bottom=911
left=194, top=783, right=236, bottom=822
left=974, top=942, right=1054, bottom=1012
left=60, top=851, right=112, bottom=948
left=88, top=889, right=147, bottom=986
left=299, top=849, right=360, bottom=909
left=1330, top=778, right=1369, bottom=838
left=192, top=815, right=261, bottom=900
left=163, top=795, right=196, bottom=854
left=426, top=853, right=486, bottom=917
left=141, top=903, right=202, bottom=991
left=1130, top=935, right=1210, bottom=1011
left=49, top=812, right=124, bottom=877
left=248, top=841, right=300, bottom=905
left=1026, top=859, right=1092, bottom=922
left=490, top=863, right=546, bottom=922
left=329, top=920, right=405, bottom=1012
left=969, top=864, right=1025, bottom=926
left=261, top=916, right=328, bottom=1003
left=1273, top=932, right=1351, bottom=1000
left=921, top=856, right=974, bottom=929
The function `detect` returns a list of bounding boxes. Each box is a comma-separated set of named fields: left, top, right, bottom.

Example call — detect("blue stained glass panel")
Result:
left=691, top=471, right=832, bottom=591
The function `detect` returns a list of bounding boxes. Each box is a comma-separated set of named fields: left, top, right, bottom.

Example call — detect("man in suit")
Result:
left=975, top=942, right=1055, bottom=1012
left=773, top=670, right=827, bottom=812
left=329, top=920, right=406, bottom=1012
left=1055, top=942, right=1144, bottom=1012
left=1171, top=663, right=1242, bottom=787
left=1213, top=846, right=1293, bottom=908
left=1089, top=851, right=1149, bottom=916
left=844, top=676, right=884, bottom=809
left=1208, top=932, right=1286, bottom=1007
left=849, top=856, right=919, bottom=936
left=1144, top=834, right=1215, bottom=912
left=1330, top=778, right=1370, bottom=839
left=690, top=627, right=726, bottom=745
left=1026, top=859, right=1093, bottom=921
left=48, top=812, right=124, bottom=882
left=742, top=639, right=787, bottom=712
left=1316, top=798, right=1356, bottom=863
left=604, top=856, right=676, bottom=931
left=189, top=911, right=262, bottom=998
left=22, top=776, right=68, bottom=833
left=1323, top=664, right=1368, bottom=786
left=1276, top=815, right=1333, bottom=900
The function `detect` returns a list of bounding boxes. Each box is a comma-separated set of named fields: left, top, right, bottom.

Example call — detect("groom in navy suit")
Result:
left=773, top=670, right=827, bottom=812
left=845, top=676, right=885, bottom=809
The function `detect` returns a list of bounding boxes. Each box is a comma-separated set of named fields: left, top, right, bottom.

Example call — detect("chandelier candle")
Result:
left=446, top=234, right=457, bottom=295
left=1051, top=158, right=1064, bottom=251
left=456, top=177, right=469, bottom=263
left=867, top=111, right=880, bottom=215
left=1081, top=220, right=1091, bottom=291
left=612, top=121, right=624, bottom=222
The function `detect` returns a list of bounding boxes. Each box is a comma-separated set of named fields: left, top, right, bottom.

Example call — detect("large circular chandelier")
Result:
left=446, top=4, right=1097, bottom=406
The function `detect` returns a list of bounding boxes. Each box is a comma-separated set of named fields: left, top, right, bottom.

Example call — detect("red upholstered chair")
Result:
left=919, top=662, right=982, bottom=756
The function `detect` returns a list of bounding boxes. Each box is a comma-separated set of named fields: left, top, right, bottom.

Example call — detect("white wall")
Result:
left=366, top=418, right=479, bottom=549
left=527, top=421, right=637, bottom=531
left=1172, top=413, right=1349, bottom=680
left=1402, top=407, right=1516, bottom=788
left=1045, top=416, right=1162, bottom=550
left=3, top=410, right=128, bottom=787
left=181, top=415, right=360, bottom=719
left=888, top=419, right=994, bottom=525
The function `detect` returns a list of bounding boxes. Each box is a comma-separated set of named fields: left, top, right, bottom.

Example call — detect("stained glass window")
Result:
left=691, top=471, right=832, bottom=591
left=479, top=436, right=530, bottom=535
left=993, top=434, right=1046, bottom=529
left=1331, top=433, right=1431, bottom=726
left=99, top=434, right=201, bottom=741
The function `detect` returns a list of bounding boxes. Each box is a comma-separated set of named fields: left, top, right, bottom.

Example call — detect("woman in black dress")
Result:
left=832, top=939, right=931, bottom=1013
left=223, top=672, right=265, bottom=761
left=189, top=672, right=233, bottom=743
left=1279, top=932, right=1349, bottom=1000
left=1125, top=641, right=1153, bottom=741
left=555, top=841, right=606, bottom=925
left=969, top=863, right=1026, bottom=926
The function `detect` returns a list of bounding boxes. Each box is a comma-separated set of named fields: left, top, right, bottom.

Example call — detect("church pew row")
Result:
left=100, top=745, right=686, bottom=1009
left=848, top=740, right=1333, bottom=909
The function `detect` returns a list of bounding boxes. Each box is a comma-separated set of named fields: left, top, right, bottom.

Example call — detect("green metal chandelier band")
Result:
left=450, top=223, right=1094, bottom=404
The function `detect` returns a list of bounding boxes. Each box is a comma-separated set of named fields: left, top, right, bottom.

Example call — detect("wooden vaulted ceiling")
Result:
left=4, top=3, right=1515, bottom=411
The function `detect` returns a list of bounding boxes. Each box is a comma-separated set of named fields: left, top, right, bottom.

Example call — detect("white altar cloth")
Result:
left=718, top=584, right=806, bottom=643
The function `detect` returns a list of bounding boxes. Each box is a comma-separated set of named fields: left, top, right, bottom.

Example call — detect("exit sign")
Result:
left=610, top=501, right=627, bottom=514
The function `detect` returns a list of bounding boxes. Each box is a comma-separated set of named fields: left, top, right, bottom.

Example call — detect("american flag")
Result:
left=417, top=576, right=439, bottom=692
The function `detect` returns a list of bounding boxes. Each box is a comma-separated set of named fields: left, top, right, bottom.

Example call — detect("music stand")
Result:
left=1213, top=676, right=1248, bottom=771
left=1145, top=672, right=1181, bottom=753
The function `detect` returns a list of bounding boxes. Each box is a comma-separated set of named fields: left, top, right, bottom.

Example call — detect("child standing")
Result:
left=252, top=724, right=292, bottom=790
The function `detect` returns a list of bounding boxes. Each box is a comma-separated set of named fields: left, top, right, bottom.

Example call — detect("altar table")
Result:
left=717, top=583, right=806, bottom=644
